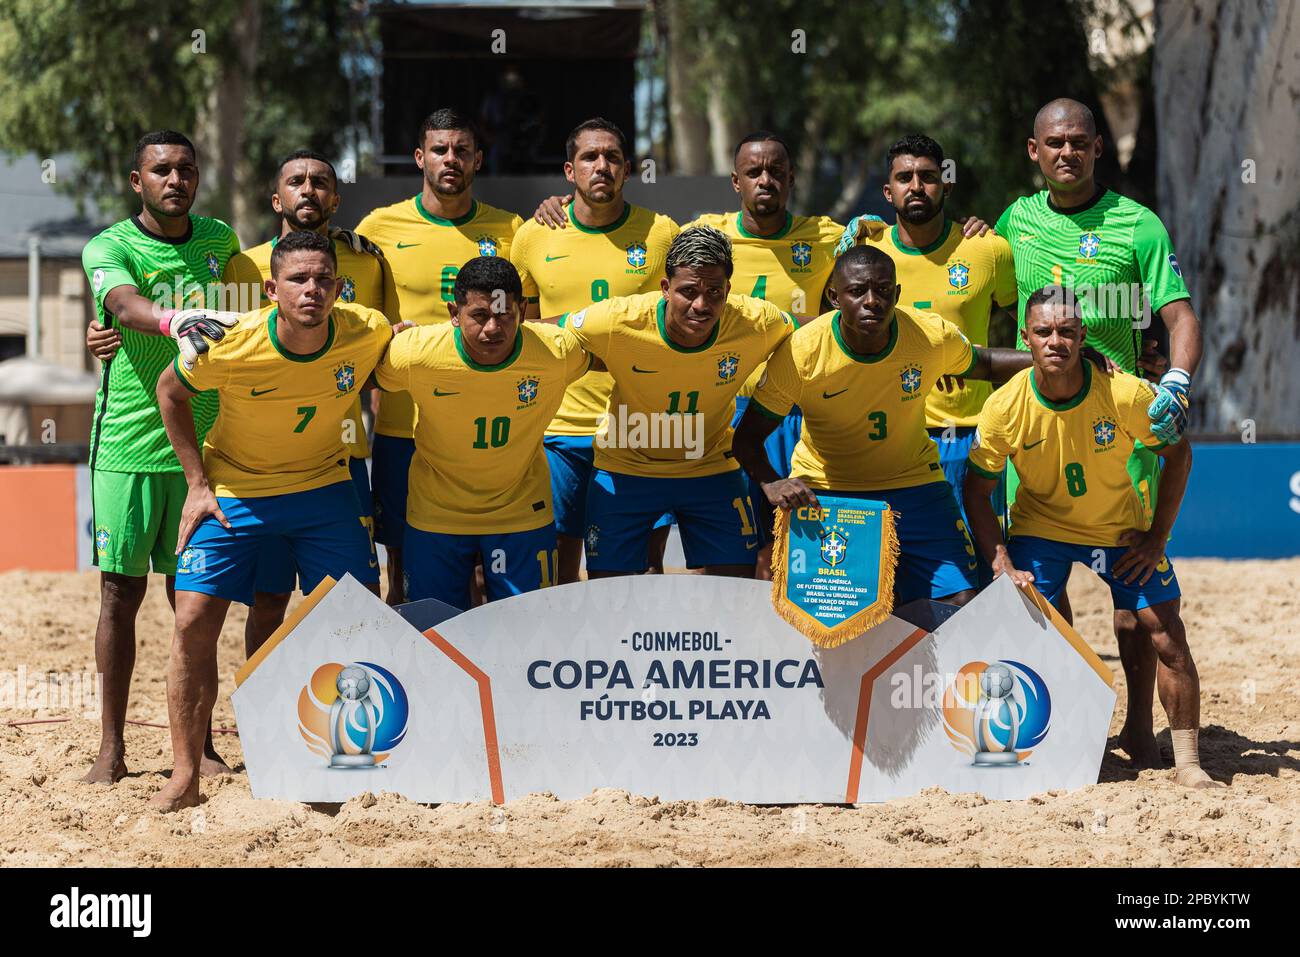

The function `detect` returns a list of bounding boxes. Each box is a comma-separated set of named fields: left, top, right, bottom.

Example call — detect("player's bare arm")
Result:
left=732, top=405, right=819, bottom=511
left=963, top=469, right=1034, bottom=589
left=1112, top=438, right=1192, bottom=585
left=156, top=363, right=230, bottom=552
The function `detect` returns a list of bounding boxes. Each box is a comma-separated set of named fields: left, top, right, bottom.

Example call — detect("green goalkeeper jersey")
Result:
left=994, top=188, right=1189, bottom=372
left=83, top=214, right=239, bottom=473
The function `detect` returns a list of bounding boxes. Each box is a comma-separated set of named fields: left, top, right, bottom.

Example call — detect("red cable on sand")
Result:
left=5, top=717, right=239, bottom=734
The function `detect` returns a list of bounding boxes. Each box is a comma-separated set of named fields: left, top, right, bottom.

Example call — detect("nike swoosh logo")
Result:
left=545, top=254, right=569, bottom=262
left=1018, top=234, right=1035, bottom=241
left=632, top=366, right=657, bottom=374
left=967, top=561, right=978, bottom=570
left=1023, top=438, right=1046, bottom=450
left=746, top=541, right=759, bottom=550
left=143, top=268, right=167, bottom=281
left=1160, top=574, right=1174, bottom=586
left=433, top=389, right=459, bottom=397
left=396, top=242, right=421, bottom=249
left=251, top=387, right=278, bottom=396
left=822, top=388, right=848, bottom=399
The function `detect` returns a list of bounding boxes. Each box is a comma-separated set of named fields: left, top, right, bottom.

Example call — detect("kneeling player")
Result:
left=153, top=231, right=397, bottom=810
left=734, top=245, right=1029, bottom=605
left=963, top=285, right=1221, bottom=789
left=376, top=257, right=591, bottom=608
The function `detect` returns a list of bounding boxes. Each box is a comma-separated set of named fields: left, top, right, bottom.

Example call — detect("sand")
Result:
left=2, top=559, right=1298, bottom=867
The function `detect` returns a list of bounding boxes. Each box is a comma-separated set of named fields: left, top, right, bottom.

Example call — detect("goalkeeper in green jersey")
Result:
left=80, top=130, right=241, bottom=786
left=995, top=98, right=1205, bottom=770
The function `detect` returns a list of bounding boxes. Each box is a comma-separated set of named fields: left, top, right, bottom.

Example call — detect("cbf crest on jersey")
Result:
left=790, top=241, right=812, bottom=269
left=205, top=251, right=220, bottom=278
left=339, top=275, right=356, bottom=302
left=900, top=364, right=923, bottom=396
left=717, top=352, right=740, bottom=383
left=476, top=235, right=499, bottom=257
left=947, top=260, right=970, bottom=291
left=1092, top=417, right=1117, bottom=449
left=516, top=375, right=539, bottom=408
left=1078, top=231, right=1101, bottom=260
left=335, top=363, right=356, bottom=393
left=625, top=242, right=647, bottom=268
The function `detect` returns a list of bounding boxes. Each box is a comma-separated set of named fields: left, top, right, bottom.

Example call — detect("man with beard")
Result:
left=357, top=109, right=523, bottom=603
left=511, top=118, right=679, bottom=583
left=833, top=135, right=1017, bottom=579
left=79, top=130, right=240, bottom=784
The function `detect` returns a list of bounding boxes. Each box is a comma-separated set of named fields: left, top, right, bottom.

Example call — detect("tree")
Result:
left=1154, top=0, right=1300, bottom=433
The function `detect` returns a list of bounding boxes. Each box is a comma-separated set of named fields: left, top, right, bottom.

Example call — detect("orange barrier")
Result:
left=0, top=464, right=80, bottom=571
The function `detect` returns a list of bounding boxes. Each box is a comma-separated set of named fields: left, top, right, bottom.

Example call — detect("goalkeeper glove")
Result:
left=329, top=226, right=386, bottom=261
left=833, top=214, right=886, bottom=256
left=162, top=309, right=241, bottom=370
left=1148, top=368, right=1191, bottom=445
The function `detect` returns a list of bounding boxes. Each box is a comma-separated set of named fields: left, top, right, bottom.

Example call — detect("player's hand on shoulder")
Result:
left=390, top=320, right=416, bottom=336
left=761, top=478, right=819, bottom=511
left=86, top=320, right=122, bottom=361
left=833, top=214, right=885, bottom=256
left=959, top=215, right=994, bottom=238
left=167, top=309, right=240, bottom=370
left=1137, top=338, right=1169, bottom=381
left=1080, top=345, right=1118, bottom=376
left=990, top=550, right=1034, bottom=589
left=534, top=194, right=572, bottom=229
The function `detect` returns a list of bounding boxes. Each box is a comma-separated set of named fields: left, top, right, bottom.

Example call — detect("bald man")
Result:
left=994, top=97, right=1204, bottom=771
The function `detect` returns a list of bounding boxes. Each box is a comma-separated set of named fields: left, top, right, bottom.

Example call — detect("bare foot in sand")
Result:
left=148, top=776, right=201, bottom=812
left=1174, top=766, right=1226, bottom=789
left=199, top=752, right=233, bottom=777
left=82, top=748, right=128, bottom=785
left=1117, top=726, right=1164, bottom=769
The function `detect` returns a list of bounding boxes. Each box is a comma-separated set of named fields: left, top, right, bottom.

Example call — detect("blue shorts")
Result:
left=1008, top=535, right=1181, bottom=612
left=371, top=433, right=416, bottom=547
left=404, top=522, right=557, bottom=610
left=732, top=397, right=803, bottom=545
left=255, top=458, right=374, bottom=595
left=839, top=481, right=978, bottom=603
left=585, top=468, right=758, bottom=572
left=177, top=480, right=379, bottom=606
left=544, top=434, right=594, bottom=538
left=928, top=426, right=1006, bottom=587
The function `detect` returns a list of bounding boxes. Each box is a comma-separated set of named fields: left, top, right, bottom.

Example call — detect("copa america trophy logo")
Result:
left=973, top=663, right=1019, bottom=765
left=942, top=659, right=1052, bottom=766
left=298, top=661, right=410, bottom=769
left=329, top=666, right=378, bottom=767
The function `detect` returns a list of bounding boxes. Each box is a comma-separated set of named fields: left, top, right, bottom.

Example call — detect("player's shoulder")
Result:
left=332, top=300, right=389, bottom=334
left=1103, top=366, right=1157, bottom=405
left=523, top=320, right=579, bottom=357
left=356, top=197, right=419, bottom=234
left=472, top=200, right=524, bottom=232
left=795, top=214, right=847, bottom=244
left=217, top=304, right=276, bottom=354
left=83, top=218, right=143, bottom=258
left=895, top=303, right=952, bottom=340
left=631, top=205, right=680, bottom=236
left=726, top=293, right=787, bottom=323
left=682, top=212, right=731, bottom=234
left=955, top=225, right=1013, bottom=257
left=190, top=214, right=237, bottom=242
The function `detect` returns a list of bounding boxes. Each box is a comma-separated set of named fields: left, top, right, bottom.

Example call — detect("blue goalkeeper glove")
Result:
left=833, top=214, right=886, bottom=256
left=1148, top=368, right=1191, bottom=445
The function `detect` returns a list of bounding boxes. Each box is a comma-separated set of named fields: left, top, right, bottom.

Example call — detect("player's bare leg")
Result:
left=1113, top=607, right=1162, bottom=768
left=164, top=575, right=232, bottom=777
left=471, top=555, right=487, bottom=606
left=646, top=525, right=670, bottom=574
left=384, top=546, right=405, bottom=605
left=1136, top=598, right=1224, bottom=789
left=245, top=591, right=291, bottom=658
left=83, top=571, right=147, bottom=784
left=150, top=591, right=230, bottom=811
left=557, top=534, right=584, bottom=584
left=1055, top=586, right=1074, bottom=625
left=753, top=541, right=774, bottom=582
left=935, top=588, right=977, bottom=608
left=702, top=564, right=757, bottom=579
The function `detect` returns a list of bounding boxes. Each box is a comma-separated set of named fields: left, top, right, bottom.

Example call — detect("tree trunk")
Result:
left=198, top=0, right=261, bottom=242
left=1154, top=0, right=1300, bottom=433
left=663, top=0, right=710, bottom=174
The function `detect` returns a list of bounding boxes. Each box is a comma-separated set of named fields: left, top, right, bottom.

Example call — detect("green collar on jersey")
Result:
left=656, top=297, right=720, bottom=353
left=414, top=195, right=479, bottom=227
left=1031, top=360, right=1092, bottom=411
left=268, top=307, right=335, bottom=362
left=454, top=324, right=523, bottom=371
left=735, top=210, right=793, bottom=240
left=831, top=310, right=898, bottom=363
left=890, top=218, right=953, bottom=256
left=568, top=201, right=632, bottom=234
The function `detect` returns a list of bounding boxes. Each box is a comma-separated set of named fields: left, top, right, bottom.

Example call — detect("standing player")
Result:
left=996, top=98, right=1203, bottom=767
left=80, top=130, right=240, bottom=785
left=563, top=226, right=794, bottom=577
left=963, top=287, right=1220, bottom=788
left=153, top=230, right=397, bottom=810
left=356, top=108, right=523, bottom=603
left=376, top=257, right=592, bottom=607
left=221, top=149, right=389, bottom=653
left=511, top=118, right=679, bottom=583
left=733, top=246, right=1032, bottom=606
left=833, top=135, right=1017, bottom=567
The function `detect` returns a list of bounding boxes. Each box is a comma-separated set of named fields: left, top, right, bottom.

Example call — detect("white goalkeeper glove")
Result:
left=162, top=309, right=242, bottom=370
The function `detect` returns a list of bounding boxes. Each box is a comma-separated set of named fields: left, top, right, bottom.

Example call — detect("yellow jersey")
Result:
left=968, top=364, right=1166, bottom=546
left=511, top=202, right=679, bottom=437
left=564, top=292, right=794, bottom=478
left=855, top=219, right=1016, bottom=427
left=686, top=211, right=843, bottom=397
left=176, top=303, right=393, bottom=498
left=221, top=236, right=390, bottom=458
left=752, top=307, right=976, bottom=491
left=356, top=196, right=523, bottom=438
left=375, top=322, right=592, bottom=535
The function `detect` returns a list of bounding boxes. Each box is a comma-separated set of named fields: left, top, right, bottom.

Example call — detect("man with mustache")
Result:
left=511, top=118, right=679, bottom=584
left=79, top=130, right=240, bottom=785
left=962, top=286, right=1219, bottom=790
left=732, top=246, right=1030, bottom=606
left=995, top=98, right=1204, bottom=770
left=356, top=109, right=523, bottom=603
